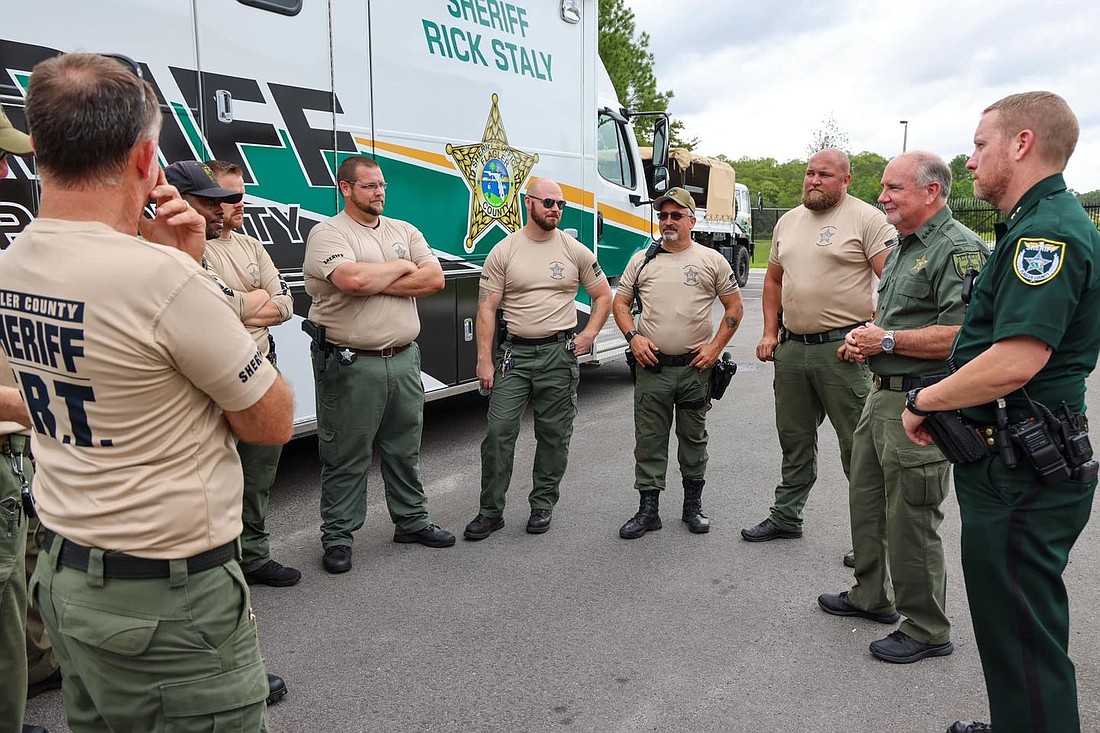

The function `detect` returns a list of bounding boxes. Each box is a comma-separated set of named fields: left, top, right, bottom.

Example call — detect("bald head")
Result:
left=811, top=148, right=851, bottom=175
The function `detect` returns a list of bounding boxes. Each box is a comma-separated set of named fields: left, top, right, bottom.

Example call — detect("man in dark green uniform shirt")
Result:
left=818, top=152, right=987, bottom=663
left=904, top=92, right=1100, bottom=733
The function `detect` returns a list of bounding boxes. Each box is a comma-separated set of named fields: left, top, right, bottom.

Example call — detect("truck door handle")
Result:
left=597, top=210, right=604, bottom=241
left=463, top=318, right=474, bottom=342
left=215, top=90, right=233, bottom=123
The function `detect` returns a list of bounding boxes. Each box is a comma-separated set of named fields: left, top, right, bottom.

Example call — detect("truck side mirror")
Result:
left=652, top=165, right=669, bottom=194
left=651, top=116, right=669, bottom=168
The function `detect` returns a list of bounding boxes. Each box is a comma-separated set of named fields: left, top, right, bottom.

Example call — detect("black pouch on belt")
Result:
left=708, top=353, right=737, bottom=401
left=923, top=410, right=987, bottom=464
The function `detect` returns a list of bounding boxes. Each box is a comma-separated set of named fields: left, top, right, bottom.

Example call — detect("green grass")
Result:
left=751, top=238, right=772, bottom=267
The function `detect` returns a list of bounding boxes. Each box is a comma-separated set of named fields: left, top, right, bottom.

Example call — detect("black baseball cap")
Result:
left=165, top=160, right=243, bottom=203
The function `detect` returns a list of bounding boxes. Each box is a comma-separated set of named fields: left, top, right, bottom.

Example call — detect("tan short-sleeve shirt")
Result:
left=619, top=243, right=737, bottom=354
left=480, top=229, right=607, bottom=338
left=0, top=219, right=277, bottom=558
left=770, top=194, right=897, bottom=333
left=204, top=231, right=293, bottom=353
left=303, top=212, right=438, bottom=349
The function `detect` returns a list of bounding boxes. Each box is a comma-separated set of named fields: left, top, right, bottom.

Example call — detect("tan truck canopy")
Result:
left=641, top=147, right=736, bottom=222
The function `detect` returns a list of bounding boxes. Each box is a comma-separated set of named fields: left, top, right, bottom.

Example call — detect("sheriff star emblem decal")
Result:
left=446, top=94, right=539, bottom=253
left=1013, top=238, right=1065, bottom=285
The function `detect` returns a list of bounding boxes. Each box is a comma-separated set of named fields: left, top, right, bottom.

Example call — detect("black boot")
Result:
left=682, top=477, right=710, bottom=533
left=620, top=490, right=662, bottom=539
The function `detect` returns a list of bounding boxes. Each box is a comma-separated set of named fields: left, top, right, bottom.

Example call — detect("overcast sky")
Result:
left=627, top=0, right=1100, bottom=193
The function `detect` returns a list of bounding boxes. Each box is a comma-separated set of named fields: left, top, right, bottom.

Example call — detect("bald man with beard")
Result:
left=464, top=178, right=611, bottom=540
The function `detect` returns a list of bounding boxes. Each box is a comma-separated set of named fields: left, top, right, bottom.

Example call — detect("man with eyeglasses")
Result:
left=742, top=148, right=896, bottom=549
left=612, top=187, right=743, bottom=539
left=1, top=53, right=293, bottom=731
left=463, top=178, right=611, bottom=540
left=0, top=104, right=52, bottom=733
left=304, top=155, right=454, bottom=575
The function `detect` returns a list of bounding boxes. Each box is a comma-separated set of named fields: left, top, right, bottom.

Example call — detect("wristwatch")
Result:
left=881, top=330, right=896, bottom=354
left=905, top=388, right=935, bottom=417
left=624, top=330, right=639, bottom=342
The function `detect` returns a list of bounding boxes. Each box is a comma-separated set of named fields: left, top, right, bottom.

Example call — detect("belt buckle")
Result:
left=380, top=346, right=396, bottom=358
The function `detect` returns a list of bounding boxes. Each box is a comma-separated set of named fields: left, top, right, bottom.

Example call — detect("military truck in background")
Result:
left=642, top=148, right=754, bottom=287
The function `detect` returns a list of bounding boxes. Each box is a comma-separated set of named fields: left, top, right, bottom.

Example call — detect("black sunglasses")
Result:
left=539, top=198, right=566, bottom=210
left=657, top=211, right=689, bottom=221
left=102, top=54, right=148, bottom=148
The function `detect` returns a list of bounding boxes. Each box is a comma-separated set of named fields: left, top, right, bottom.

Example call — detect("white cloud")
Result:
left=625, top=0, right=1100, bottom=192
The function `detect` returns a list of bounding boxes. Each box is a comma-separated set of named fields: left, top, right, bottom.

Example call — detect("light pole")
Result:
left=900, top=120, right=909, bottom=153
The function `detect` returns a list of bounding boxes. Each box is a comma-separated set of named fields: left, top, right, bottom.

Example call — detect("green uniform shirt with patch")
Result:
left=953, top=174, right=1100, bottom=424
left=869, top=205, right=988, bottom=376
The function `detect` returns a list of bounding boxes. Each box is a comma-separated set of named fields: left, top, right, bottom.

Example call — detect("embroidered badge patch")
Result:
left=952, top=250, right=984, bottom=278
left=1013, top=238, right=1065, bottom=285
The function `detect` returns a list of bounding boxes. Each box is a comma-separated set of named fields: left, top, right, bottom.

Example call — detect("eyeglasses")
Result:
left=657, top=211, right=690, bottom=221
left=102, top=54, right=148, bottom=148
left=343, top=181, right=387, bottom=192
left=539, top=198, right=566, bottom=210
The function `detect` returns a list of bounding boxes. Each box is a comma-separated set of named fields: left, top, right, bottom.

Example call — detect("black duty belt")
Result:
left=326, top=343, right=410, bottom=358
left=655, top=353, right=695, bottom=367
left=872, top=373, right=946, bottom=392
left=508, top=331, right=571, bottom=346
left=43, top=530, right=235, bottom=580
left=784, top=323, right=863, bottom=345
left=0, top=434, right=30, bottom=455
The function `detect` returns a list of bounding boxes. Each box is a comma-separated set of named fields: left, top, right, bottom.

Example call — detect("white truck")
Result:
left=643, top=148, right=755, bottom=287
left=1, top=0, right=671, bottom=435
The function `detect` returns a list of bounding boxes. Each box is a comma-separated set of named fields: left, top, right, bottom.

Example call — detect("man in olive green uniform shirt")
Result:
left=612, top=188, right=743, bottom=539
left=304, top=156, right=455, bottom=575
left=743, top=149, right=897, bottom=542
left=904, top=93, right=1100, bottom=733
left=4, top=54, right=293, bottom=732
left=817, top=152, right=987, bottom=664
left=464, top=178, right=611, bottom=540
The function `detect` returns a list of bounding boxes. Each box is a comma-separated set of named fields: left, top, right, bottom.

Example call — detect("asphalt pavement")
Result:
left=24, top=269, right=1100, bottom=732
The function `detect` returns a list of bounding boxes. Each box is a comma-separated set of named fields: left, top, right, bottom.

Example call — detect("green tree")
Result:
left=848, top=150, right=889, bottom=205
left=597, top=0, right=695, bottom=149
left=948, top=154, right=974, bottom=199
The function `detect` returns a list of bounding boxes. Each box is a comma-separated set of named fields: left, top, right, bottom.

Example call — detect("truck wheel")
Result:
left=733, top=245, right=750, bottom=288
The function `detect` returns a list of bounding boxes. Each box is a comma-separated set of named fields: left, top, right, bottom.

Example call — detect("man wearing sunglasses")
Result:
left=2, top=53, right=293, bottom=731
left=742, top=148, right=896, bottom=547
left=612, top=187, right=743, bottom=539
left=304, top=156, right=454, bottom=575
left=464, top=178, right=611, bottom=540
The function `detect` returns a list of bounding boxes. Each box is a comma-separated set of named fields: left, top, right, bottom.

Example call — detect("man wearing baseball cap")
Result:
left=0, top=105, right=51, bottom=733
left=165, top=160, right=243, bottom=240
left=611, top=186, right=743, bottom=539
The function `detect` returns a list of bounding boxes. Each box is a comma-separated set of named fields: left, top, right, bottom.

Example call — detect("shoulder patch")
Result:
left=1013, top=238, right=1065, bottom=286
left=592, top=262, right=603, bottom=278
left=952, top=250, right=985, bottom=279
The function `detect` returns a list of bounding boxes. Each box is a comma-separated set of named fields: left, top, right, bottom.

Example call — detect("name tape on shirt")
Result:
left=1013, top=238, right=1065, bottom=286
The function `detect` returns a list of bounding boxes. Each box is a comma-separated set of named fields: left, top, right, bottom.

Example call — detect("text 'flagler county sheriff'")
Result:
left=422, top=0, right=554, bottom=82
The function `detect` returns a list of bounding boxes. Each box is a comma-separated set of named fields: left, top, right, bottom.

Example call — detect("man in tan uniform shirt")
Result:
left=612, top=187, right=743, bottom=538
left=1, top=53, right=293, bottom=731
left=203, top=159, right=299, bottom=589
left=304, top=155, right=454, bottom=575
left=742, top=148, right=897, bottom=544
left=463, top=177, right=611, bottom=540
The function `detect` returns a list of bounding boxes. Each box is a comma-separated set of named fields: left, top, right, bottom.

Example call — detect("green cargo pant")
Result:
left=25, top=514, right=60, bottom=687
left=769, top=339, right=870, bottom=530
left=479, top=336, right=579, bottom=516
left=315, top=343, right=430, bottom=548
left=846, top=387, right=951, bottom=644
left=237, top=440, right=283, bottom=574
left=1, top=435, right=31, bottom=733
left=954, top=457, right=1096, bottom=733
left=633, top=364, right=709, bottom=491
left=30, top=537, right=268, bottom=732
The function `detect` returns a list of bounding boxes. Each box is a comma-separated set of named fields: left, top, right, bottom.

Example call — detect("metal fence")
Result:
left=752, top=195, right=1100, bottom=247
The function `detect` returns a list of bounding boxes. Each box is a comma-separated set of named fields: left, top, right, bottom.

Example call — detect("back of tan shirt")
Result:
left=303, top=212, right=438, bottom=349
left=480, top=229, right=606, bottom=338
left=619, top=243, right=737, bottom=354
left=0, top=219, right=277, bottom=558
left=770, top=195, right=896, bottom=333
left=204, top=230, right=293, bottom=353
